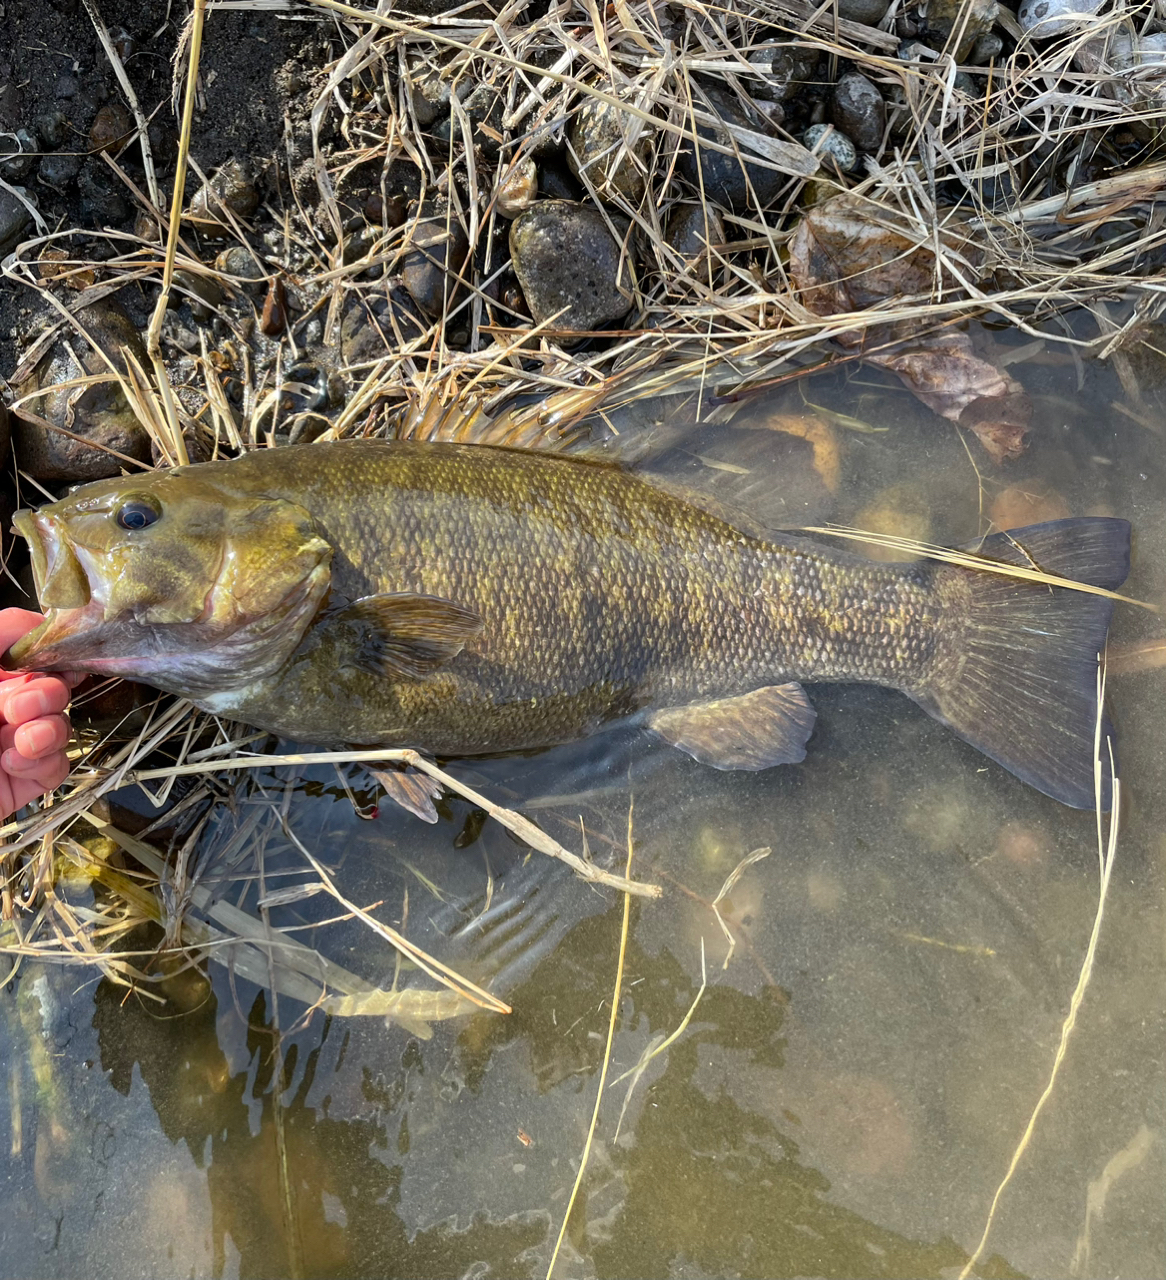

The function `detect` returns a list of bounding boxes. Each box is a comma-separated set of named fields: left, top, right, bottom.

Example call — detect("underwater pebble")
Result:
left=1018, top=0, right=1103, bottom=38
left=78, top=158, right=129, bottom=225
left=830, top=72, right=886, bottom=153
left=401, top=202, right=470, bottom=318
left=803, top=123, right=858, bottom=174
left=509, top=199, right=632, bottom=332
left=13, top=299, right=152, bottom=481
left=568, top=97, right=653, bottom=204
left=854, top=484, right=932, bottom=560
left=989, top=482, right=1070, bottom=528
left=992, top=819, right=1048, bottom=867
left=495, top=157, right=538, bottom=219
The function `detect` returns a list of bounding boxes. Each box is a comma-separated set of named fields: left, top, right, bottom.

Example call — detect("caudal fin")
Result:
left=912, top=517, right=1131, bottom=809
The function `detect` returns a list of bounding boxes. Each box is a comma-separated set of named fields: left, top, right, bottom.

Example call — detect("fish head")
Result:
left=6, top=466, right=334, bottom=697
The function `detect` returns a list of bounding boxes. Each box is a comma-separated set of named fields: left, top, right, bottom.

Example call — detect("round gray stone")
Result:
left=509, top=200, right=632, bottom=332
left=831, top=72, right=886, bottom=153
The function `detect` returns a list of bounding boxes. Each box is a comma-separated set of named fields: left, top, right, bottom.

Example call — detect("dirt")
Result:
left=0, top=0, right=332, bottom=378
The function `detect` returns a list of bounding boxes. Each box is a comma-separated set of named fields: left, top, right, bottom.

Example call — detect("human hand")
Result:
left=0, top=609, right=78, bottom=819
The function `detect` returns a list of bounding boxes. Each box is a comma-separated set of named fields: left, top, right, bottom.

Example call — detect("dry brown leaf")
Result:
left=787, top=194, right=1029, bottom=461
left=761, top=412, right=841, bottom=491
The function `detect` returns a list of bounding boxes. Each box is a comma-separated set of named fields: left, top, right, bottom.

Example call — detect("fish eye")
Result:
left=115, top=498, right=161, bottom=531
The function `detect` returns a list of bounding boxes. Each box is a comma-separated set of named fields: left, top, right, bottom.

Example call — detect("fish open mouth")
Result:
left=5, top=511, right=97, bottom=671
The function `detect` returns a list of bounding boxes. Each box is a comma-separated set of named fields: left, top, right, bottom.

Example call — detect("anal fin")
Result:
left=647, top=683, right=817, bottom=771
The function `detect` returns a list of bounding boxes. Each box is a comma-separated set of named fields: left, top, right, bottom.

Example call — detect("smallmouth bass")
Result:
left=6, top=440, right=1130, bottom=807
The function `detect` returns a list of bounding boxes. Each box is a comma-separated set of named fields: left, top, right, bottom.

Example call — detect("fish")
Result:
left=5, top=439, right=1130, bottom=808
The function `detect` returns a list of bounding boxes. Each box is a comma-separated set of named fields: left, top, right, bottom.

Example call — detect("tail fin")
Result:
left=912, top=517, right=1131, bottom=809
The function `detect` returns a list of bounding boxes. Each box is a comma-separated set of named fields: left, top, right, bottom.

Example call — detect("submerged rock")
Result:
left=831, top=73, right=886, bottom=153
left=509, top=200, right=632, bottom=332
left=568, top=97, right=653, bottom=204
left=13, top=299, right=153, bottom=482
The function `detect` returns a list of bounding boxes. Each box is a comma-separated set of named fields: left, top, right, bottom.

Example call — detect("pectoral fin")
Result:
left=647, top=683, right=816, bottom=770
left=331, top=592, right=484, bottom=679
left=369, top=767, right=443, bottom=823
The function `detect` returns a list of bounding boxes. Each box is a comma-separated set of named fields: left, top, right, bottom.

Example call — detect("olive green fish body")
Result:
left=6, top=440, right=1131, bottom=807
left=183, top=442, right=940, bottom=751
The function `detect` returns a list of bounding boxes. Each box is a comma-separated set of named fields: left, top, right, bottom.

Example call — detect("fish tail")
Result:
left=912, top=517, right=1131, bottom=809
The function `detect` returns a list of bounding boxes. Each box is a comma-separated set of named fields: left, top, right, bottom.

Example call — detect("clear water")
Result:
left=1, top=328, right=1163, bottom=1278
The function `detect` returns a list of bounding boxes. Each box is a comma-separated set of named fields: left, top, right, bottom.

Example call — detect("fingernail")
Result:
left=7, top=690, right=50, bottom=723
left=21, top=721, right=57, bottom=757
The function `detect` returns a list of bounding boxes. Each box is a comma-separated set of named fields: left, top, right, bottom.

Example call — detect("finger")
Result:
left=0, top=609, right=46, bottom=655
left=13, top=714, right=70, bottom=761
left=0, top=676, right=72, bottom=726
left=4, top=752, right=70, bottom=811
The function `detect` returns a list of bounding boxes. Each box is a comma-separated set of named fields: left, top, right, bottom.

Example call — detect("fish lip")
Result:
left=6, top=509, right=98, bottom=671
left=11, top=509, right=48, bottom=600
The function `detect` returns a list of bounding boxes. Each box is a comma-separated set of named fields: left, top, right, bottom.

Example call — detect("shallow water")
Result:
left=1, top=325, right=1164, bottom=1278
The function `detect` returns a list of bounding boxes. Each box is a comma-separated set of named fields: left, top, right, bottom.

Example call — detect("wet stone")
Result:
left=509, top=200, right=632, bottom=332
left=568, top=98, right=653, bottom=204
left=401, top=203, right=470, bottom=318
left=677, top=81, right=785, bottom=210
left=831, top=72, right=885, bottom=153
left=804, top=123, right=858, bottom=173
left=0, top=186, right=32, bottom=255
left=13, top=299, right=153, bottom=482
